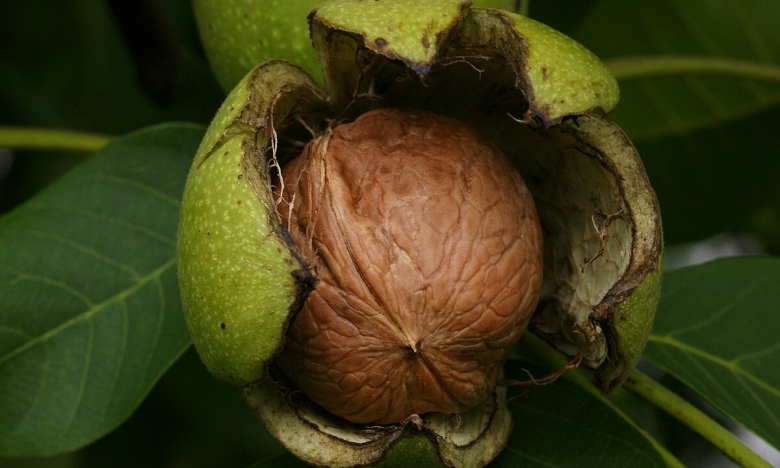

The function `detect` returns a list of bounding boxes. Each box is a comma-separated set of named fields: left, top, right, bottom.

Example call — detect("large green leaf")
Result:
left=644, top=257, right=780, bottom=450
left=0, top=123, right=203, bottom=456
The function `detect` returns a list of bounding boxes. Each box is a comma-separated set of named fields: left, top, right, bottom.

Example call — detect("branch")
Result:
left=606, top=56, right=780, bottom=83
left=624, top=370, right=772, bottom=468
left=0, top=127, right=112, bottom=153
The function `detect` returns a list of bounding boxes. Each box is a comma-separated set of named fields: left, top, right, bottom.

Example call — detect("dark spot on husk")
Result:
left=289, top=268, right=318, bottom=322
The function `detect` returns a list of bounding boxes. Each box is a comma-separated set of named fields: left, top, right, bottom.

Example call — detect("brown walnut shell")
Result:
left=275, top=108, right=544, bottom=424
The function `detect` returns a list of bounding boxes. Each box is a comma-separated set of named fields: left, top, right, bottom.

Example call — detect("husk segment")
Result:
left=243, top=373, right=512, bottom=467
left=177, top=61, right=328, bottom=386
left=311, top=5, right=619, bottom=124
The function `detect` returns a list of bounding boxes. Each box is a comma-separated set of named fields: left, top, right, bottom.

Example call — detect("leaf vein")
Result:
left=680, top=348, right=762, bottom=428
left=509, top=401, right=646, bottom=449
left=0, top=259, right=176, bottom=367
left=69, top=174, right=179, bottom=207
left=99, top=301, right=129, bottom=426
left=648, top=335, right=780, bottom=398
left=8, top=274, right=94, bottom=307
left=0, top=327, right=33, bottom=340
left=664, top=280, right=763, bottom=339
left=733, top=372, right=780, bottom=433
left=7, top=229, right=141, bottom=279
left=62, top=319, right=94, bottom=434
left=503, top=446, right=560, bottom=467
left=11, top=342, right=52, bottom=439
left=25, top=203, right=176, bottom=247
left=731, top=341, right=780, bottom=365
left=727, top=0, right=774, bottom=62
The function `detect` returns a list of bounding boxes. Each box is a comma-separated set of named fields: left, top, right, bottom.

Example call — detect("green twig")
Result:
left=624, top=370, right=772, bottom=468
left=0, top=127, right=112, bottom=153
left=606, top=56, right=780, bottom=83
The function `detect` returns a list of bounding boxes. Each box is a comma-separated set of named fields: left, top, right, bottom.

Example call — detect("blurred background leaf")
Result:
left=0, top=0, right=222, bottom=133
left=533, top=0, right=780, bottom=248
left=575, top=1, right=780, bottom=139
left=0, top=0, right=224, bottom=213
left=0, top=124, right=202, bottom=456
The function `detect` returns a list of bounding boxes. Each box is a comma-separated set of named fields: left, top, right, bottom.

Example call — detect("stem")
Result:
left=606, top=56, right=780, bottom=84
left=624, top=370, right=772, bottom=468
left=0, top=127, right=112, bottom=153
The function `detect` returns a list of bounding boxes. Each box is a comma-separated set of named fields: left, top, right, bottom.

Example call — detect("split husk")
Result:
left=178, top=1, right=663, bottom=466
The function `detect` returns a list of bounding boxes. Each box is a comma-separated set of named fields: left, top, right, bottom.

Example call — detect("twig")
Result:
left=0, top=127, right=112, bottom=153
left=624, top=370, right=773, bottom=468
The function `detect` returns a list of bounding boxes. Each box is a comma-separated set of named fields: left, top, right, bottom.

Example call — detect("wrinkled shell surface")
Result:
left=276, top=108, right=543, bottom=424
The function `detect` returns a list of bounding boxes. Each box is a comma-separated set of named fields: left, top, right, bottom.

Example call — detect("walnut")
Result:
left=276, top=108, right=543, bottom=424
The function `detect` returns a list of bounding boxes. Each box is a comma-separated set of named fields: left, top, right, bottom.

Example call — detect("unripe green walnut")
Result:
left=276, top=108, right=543, bottom=424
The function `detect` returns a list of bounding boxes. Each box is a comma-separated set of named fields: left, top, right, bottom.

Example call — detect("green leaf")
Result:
left=644, top=257, right=780, bottom=450
left=0, top=123, right=204, bottom=456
